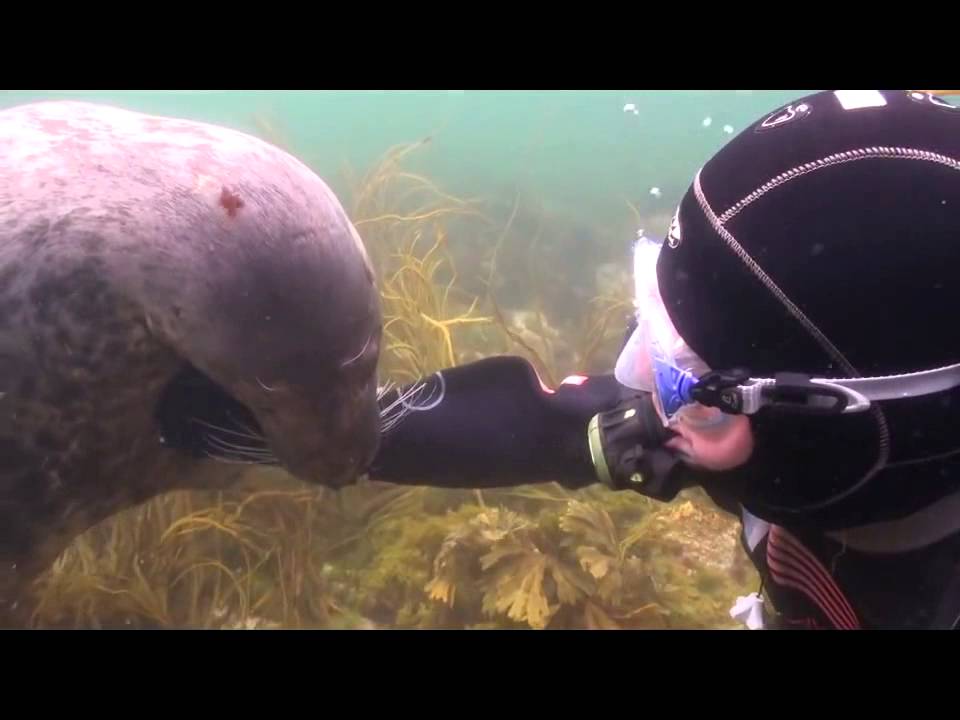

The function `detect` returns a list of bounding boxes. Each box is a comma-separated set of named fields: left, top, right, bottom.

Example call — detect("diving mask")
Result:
left=614, top=232, right=727, bottom=429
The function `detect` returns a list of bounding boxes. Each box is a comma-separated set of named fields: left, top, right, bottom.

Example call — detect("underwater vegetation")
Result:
left=22, top=126, right=758, bottom=630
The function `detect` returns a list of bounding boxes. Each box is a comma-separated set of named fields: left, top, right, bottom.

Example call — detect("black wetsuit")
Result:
left=373, top=90, right=960, bottom=630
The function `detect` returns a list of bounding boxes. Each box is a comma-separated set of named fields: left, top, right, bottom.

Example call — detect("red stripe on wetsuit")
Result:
left=766, top=524, right=861, bottom=630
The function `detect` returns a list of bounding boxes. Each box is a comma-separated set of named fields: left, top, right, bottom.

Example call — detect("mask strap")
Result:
left=693, top=363, right=960, bottom=416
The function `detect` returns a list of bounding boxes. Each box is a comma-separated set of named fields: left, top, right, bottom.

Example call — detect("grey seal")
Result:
left=0, top=101, right=382, bottom=615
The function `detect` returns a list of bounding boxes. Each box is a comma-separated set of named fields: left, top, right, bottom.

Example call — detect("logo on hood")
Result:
left=667, top=208, right=682, bottom=248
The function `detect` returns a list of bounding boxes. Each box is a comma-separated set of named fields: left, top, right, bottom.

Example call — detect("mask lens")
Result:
left=615, top=231, right=719, bottom=428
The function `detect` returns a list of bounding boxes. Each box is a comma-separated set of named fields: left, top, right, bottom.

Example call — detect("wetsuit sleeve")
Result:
left=369, top=356, right=623, bottom=490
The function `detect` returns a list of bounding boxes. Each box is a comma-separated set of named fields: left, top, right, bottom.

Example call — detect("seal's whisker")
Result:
left=397, top=376, right=443, bottom=411
left=341, top=330, right=375, bottom=369
left=207, top=444, right=272, bottom=461
left=206, top=442, right=274, bottom=462
left=204, top=434, right=275, bottom=461
left=190, top=417, right=267, bottom=444
left=381, top=418, right=407, bottom=434
left=378, top=387, right=421, bottom=429
left=380, top=384, right=423, bottom=414
left=379, top=376, right=446, bottom=434
left=256, top=376, right=278, bottom=392
left=224, top=411, right=269, bottom=444
left=205, top=449, right=274, bottom=465
left=202, top=439, right=272, bottom=464
left=202, top=450, right=272, bottom=466
left=205, top=448, right=273, bottom=465
left=377, top=380, right=396, bottom=402
left=380, top=380, right=427, bottom=415
left=380, top=414, right=402, bottom=433
left=189, top=413, right=277, bottom=465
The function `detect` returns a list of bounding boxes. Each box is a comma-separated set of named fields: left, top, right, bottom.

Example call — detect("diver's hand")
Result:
left=586, top=393, right=686, bottom=501
left=371, top=356, right=624, bottom=490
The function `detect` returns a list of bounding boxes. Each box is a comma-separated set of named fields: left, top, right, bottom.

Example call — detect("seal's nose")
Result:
left=359, top=407, right=382, bottom=472
left=286, top=397, right=381, bottom=487
left=348, top=391, right=382, bottom=475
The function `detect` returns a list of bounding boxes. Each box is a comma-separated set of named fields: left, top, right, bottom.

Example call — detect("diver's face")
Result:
left=665, top=413, right=755, bottom=471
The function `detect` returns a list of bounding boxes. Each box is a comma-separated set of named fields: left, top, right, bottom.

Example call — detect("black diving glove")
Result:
left=369, top=356, right=687, bottom=500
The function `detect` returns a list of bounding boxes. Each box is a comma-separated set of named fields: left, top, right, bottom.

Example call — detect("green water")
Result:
left=0, top=90, right=810, bottom=236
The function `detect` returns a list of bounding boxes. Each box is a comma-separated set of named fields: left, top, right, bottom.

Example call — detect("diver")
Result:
left=370, top=90, right=960, bottom=629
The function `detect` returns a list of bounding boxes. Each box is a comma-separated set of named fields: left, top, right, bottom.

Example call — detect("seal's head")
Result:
left=146, top=196, right=382, bottom=488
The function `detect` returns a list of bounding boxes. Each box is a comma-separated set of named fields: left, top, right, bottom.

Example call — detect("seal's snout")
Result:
left=246, top=376, right=382, bottom=489
left=305, top=410, right=381, bottom=486
left=322, top=385, right=382, bottom=483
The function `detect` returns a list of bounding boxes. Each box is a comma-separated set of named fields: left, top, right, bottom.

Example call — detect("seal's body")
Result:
left=0, top=101, right=382, bottom=608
